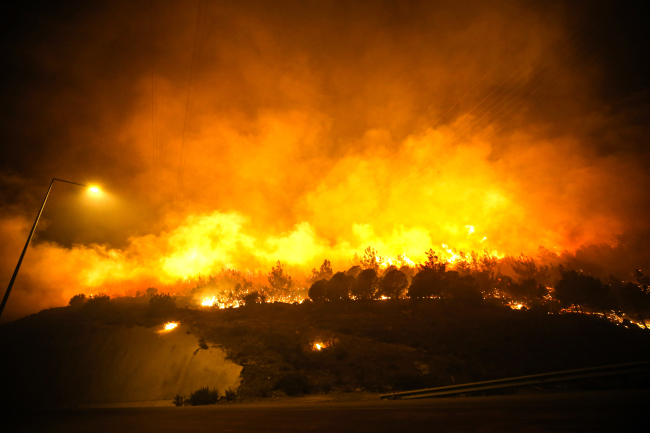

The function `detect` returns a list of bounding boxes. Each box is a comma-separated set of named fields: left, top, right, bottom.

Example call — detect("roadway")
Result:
left=3, top=390, right=648, bottom=433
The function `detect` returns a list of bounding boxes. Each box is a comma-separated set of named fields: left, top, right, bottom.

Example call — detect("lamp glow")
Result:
left=1, top=177, right=104, bottom=319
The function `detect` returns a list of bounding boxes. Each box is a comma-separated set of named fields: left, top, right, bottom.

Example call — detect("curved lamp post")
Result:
left=0, top=178, right=101, bottom=319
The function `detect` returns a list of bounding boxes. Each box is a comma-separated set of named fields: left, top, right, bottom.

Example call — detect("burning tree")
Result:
left=421, top=249, right=447, bottom=272
left=268, top=260, right=293, bottom=295
left=241, top=291, right=266, bottom=306
left=352, top=246, right=382, bottom=271
left=310, top=259, right=333, bottom=281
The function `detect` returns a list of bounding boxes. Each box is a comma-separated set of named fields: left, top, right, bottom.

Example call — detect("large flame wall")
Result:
left=1, top=1, right=649, bottom=321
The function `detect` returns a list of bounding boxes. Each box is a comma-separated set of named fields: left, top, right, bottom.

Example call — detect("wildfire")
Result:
left=378, top=254, right=416, bottom=269
left=159, top=322, right=179, bottom=333
left=201, top=296, right=242, bottom=309
left=201, top=296, right=218, bottom=307
left=312, top=341, right=328, bottom=351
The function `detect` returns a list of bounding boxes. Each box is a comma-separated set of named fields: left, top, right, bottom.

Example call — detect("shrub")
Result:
left=148, top=293, right=177, bottom=316
left=68, top=294, right=86, bottom=307
left=224, top=388, right=237, bottom=401
left=188, top=386, right=220, bottom=405
left=172, top=394, right=187, bottom=406
left=308, top=279, right=328, bottom=302
left=274, top=372, right=312, bottom=396
left=241, top=291, right=266, bottom=306
left=84, top=293, right=111, bottom=310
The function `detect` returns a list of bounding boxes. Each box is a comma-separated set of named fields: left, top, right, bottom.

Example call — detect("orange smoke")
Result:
left=1, top=1, right=649, bottom=321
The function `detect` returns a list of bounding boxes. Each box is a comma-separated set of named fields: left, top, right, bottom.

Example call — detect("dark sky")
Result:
left=1, top=0, right=650, bottom=320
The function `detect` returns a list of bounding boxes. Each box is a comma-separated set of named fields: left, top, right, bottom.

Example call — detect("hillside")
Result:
left=1, top=297, right=649, bottom=405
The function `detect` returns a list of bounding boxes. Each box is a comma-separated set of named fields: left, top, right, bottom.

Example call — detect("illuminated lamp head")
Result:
left=88, top=186, right=102, bottom=195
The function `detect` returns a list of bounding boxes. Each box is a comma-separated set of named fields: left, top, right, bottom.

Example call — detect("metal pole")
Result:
left=0, top=178, right=87, bottom=320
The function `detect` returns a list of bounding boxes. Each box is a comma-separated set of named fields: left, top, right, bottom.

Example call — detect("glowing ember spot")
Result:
left=200, top=295, right=243, bottom=309
left=466, top=225, right=475, bottom=235
left=158, top=322, right=179, bottom=333
left=481, top=237, right=487, bottom=243
left=202, top=296, right=218, bottom=307
left=312, top=341, right=328, bottom=351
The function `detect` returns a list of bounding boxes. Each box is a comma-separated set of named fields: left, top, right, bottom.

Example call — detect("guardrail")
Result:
left=380, top=360, right=650, bottom=400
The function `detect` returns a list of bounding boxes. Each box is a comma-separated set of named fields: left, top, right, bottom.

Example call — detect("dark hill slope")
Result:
left=1, top=298, right=649, bottom=404
left=190, top=300, right=650, bottom=397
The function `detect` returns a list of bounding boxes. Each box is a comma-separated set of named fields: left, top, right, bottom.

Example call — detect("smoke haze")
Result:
left=1, top=0, right=649, bottom=321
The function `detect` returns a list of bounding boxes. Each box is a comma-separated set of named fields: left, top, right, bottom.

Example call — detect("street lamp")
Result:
left=0, top=178, right=101, bottom=319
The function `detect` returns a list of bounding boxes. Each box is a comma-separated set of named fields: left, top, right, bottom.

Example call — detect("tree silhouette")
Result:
left=494, top=276, right=546, bottom=305
left=634, top=270, right=650, bottom=290
left=68, top=294, right=86, bottom=307
left=360, top=246, right=381, bottom=271
left=310, top=259, right=333, bottom=281
left=613, top=279, right=650, bottom=327
left=326, top=272, right=354, bottom=301
left=242, top=291, right=266, bottom=306
left=381, top=265, right=398, bottom=277
left=149, top=293, right=177, bottom=316
left=408, top=267, right=444, bottom=300
left=444, top=273, right=482, bottom=304
left=351, top=268, right=378, bottom=300
left=510, top=254, right=549, bottom=285
left=399, top=265, right=415, bottom=281
left=378, top=269, right=408, bottom=301
left=420, top=249, right=446, bottom=272
left=84, top=293, right=111, bottom=312
left=346, top=265, right=362, bottom=278
left=308, top=279, right=328, bottom=302
left=479, top=251, right=499, bottom=280
left=554, top=269, right=606, bottom=313
left=268, top=261, right=293, bottom=294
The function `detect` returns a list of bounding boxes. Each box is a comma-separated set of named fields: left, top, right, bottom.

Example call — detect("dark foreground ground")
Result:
left=4, top=390, right=649, bottom=433
left=4, top=299, right=650, bottom=404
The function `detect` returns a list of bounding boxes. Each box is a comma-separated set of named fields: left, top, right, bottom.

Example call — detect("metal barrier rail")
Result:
left=380, top=360, right=650, bottom=400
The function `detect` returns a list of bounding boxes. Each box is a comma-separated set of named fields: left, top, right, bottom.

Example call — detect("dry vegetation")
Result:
left=188, top=299, right=650, bottom=398
left=2, top=293, right=650, bottom=405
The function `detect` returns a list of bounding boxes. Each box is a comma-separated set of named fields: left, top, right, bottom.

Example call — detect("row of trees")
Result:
left=554, top=269, right=650, bottom=326
left=308, top=249, right=484, bottom=304
left=69, top=245, right=650, bottom=328
left=306, top=248, right=650, bottom=327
